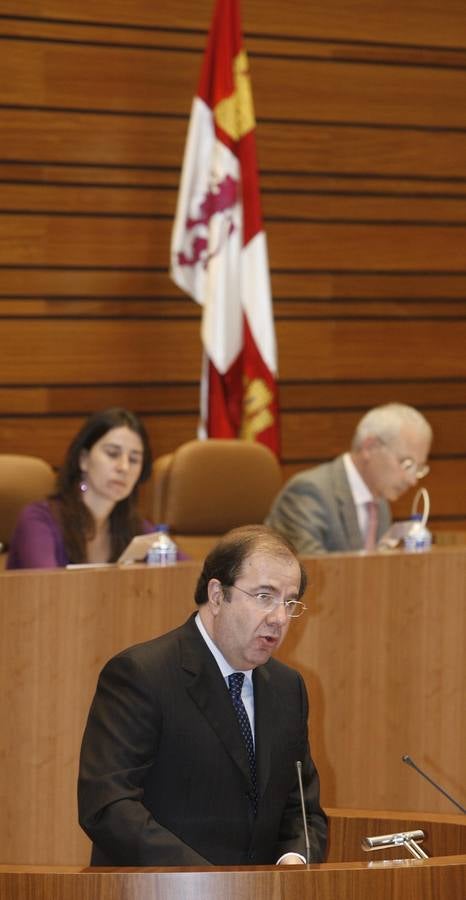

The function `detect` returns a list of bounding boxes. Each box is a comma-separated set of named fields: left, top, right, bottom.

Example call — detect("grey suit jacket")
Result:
left=266, top=455, right=391, bottom=554
left=78, top=614, right=327, bottom=866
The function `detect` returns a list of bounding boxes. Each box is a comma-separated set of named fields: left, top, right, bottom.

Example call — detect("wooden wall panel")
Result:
left=0, top=41, right=199, bottom=113
left=277, top=321, right=466, bottom=380
left=0, top=109, right=188, bottom=166
left=6, top=179, right=466, bottom=225
left=4, top=215, right=466, bottom=272
left=281, top=409, right=466, bottom=460
left=1, top=319, right=465, bottom=386
left=0, top=415, right=199, bottom=465
left=0, top=321, right=201, bottom=382
left=0, top=0, right=465, bottom=531
left=3, top=0, right=466, bottom=47
left=3, top=35, right=466, bottom=128
left=1, top=408, right=464, bottom=469
left=5, top=110, right=466, bottom=178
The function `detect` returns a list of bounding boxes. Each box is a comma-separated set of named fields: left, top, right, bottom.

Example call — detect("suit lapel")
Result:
left=377, top=498, right=391, bottom=540
left=179, top=619, right=254, bottom=790
left=252, top=664, right=273, bottom=798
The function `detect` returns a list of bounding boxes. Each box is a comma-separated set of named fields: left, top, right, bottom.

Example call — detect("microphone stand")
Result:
left=402, top=754, right=466, bottom=814
left=295, top=761, right=311, bottom=864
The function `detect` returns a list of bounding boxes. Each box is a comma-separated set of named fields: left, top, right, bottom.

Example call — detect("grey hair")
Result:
left=352, top=403, right=432, bottom=450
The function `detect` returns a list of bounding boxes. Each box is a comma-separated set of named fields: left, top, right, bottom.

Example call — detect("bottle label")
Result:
left=404, top=527, right=432, bottom=553
left=146, top=531, right=178, bottom=565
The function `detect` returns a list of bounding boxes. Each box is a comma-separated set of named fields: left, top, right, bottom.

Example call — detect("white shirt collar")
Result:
left=195, top=611, right=253, bottom=685
left=343, top=452, right=374, bottom=507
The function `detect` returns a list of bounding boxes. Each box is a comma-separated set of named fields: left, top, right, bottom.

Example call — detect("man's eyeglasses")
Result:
left=223, top=583, right=307, bottom=618
left=377, top=439, right=430, bottom=480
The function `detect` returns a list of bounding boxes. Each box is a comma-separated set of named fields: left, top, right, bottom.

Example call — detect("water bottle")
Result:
left=146, top=524, right=178, bottom=565
left=403, top=513, right=432, bottom=553
left=403, top=486, right=432, bottom=553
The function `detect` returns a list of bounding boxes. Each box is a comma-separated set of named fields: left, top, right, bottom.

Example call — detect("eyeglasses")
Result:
left=377, top=439, right=430, bottom=480
left=223, top=583, right=307, bottom=618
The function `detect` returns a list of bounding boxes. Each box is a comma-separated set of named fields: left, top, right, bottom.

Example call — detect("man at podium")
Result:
left=78, top=525, right=327, bottom=866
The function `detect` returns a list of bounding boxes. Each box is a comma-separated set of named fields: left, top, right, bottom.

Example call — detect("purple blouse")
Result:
left=6, top=501, right=154, bottom=570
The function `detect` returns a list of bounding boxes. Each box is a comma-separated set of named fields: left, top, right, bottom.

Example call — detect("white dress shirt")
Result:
left=195, top=613, right=255, bottom=740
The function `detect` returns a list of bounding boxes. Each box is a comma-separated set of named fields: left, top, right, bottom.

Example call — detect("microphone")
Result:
left=402, top=754, right=466, bottom=814
left=362, top=829, right=428, bottom=860
left=362, top=829, right=425, bottom=850
left=296, top=760, right=311, bottom=864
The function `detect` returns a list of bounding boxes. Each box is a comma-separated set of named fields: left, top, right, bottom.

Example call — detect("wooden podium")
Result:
left=0, top=811, right=464, bottom=899
left=1, top=550, right=465, bottom=865
left=0, top=858, right=465, bottom=900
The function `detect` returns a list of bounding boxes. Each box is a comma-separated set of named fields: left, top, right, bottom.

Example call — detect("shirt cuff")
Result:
left=276, top=852, right=307, bottom=865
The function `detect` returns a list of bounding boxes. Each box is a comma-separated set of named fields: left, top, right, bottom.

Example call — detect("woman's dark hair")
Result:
left=194, top=524, right=307, bottom=605
left=53, top=407, right=153, bottom=563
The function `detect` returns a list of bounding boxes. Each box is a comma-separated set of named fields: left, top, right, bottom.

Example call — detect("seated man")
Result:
left=78, top=524, right=327, bottom=866
left=266, top=403, right=432, bottom=555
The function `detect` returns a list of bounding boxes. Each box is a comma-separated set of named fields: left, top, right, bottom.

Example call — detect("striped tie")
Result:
left=365, top=500, right=379, bottom=550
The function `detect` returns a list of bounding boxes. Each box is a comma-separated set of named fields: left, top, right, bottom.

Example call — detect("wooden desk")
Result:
left=0, top=810, right=465, bottom=899
left=1, top=860, right=466, bottom=900
left=0, top=548, right=465, bottom=864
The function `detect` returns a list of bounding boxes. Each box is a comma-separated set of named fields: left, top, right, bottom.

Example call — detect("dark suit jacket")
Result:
left=78, top=614, right=327, bottom=866
left=266, top=455, right=391, bottom=554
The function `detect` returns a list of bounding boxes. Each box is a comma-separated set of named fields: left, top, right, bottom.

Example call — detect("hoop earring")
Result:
left=79, top=479, right=88, bottom=493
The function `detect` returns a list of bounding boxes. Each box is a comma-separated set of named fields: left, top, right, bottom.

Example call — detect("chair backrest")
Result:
left=0, top=454, right=56, bottom=549
left=151, top=439, right=283, bottom=536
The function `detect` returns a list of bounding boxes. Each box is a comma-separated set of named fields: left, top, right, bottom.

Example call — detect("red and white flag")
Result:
left=170, top=0, right=280, bottom=454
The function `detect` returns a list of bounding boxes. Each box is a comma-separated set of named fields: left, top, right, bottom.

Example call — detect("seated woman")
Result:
left=7, top=407, right=154, bottom=569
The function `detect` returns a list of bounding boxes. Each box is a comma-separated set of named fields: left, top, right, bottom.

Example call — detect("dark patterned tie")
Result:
left=228, top=672, right=257, bottom=814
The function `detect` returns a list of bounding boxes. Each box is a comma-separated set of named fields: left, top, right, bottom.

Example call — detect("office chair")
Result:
left=150, top=439, right=283, bottom=557
left=0, top=454, right=56, bottom=561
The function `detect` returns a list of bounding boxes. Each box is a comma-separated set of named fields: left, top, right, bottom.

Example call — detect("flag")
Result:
left=170, top=0, right=280, bottom=455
